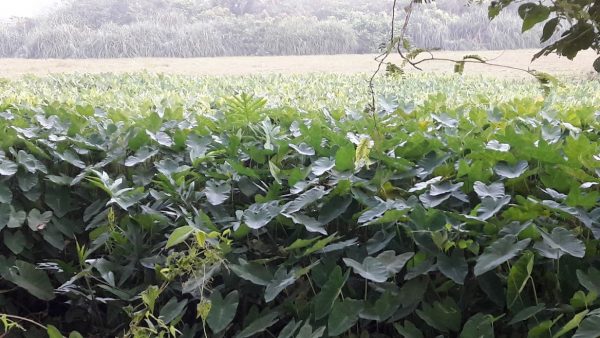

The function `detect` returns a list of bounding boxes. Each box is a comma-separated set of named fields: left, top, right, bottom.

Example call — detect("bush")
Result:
left=1, top=77, right=600, bottom=336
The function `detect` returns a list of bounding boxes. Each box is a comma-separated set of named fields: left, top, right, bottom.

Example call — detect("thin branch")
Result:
left=368, top=0, right=416, bottom=112
left=1, top=314, right=48, bottom=331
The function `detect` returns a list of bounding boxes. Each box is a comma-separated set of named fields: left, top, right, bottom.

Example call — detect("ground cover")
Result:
left=1, top=73, right=600, bottom=337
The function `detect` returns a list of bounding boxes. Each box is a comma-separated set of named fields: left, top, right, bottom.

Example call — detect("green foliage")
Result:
left=489, top=0, right=600, bottom=69
left=1, top=73, right=600, bottom=337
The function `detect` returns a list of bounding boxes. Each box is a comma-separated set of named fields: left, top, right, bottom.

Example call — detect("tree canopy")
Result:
left=488, top=0, right=599, bottom=71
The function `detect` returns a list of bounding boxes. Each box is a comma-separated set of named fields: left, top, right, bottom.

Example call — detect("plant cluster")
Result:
left=1, top=74, right=600, bottom=336
left=0, top=0, right=547, bottom=58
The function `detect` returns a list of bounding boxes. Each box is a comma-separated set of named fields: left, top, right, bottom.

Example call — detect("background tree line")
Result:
left=0, top=0, right=548, bottom=58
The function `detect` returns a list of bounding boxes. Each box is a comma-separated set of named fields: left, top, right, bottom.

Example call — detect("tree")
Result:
left=487, top=0, right=599, bottom=71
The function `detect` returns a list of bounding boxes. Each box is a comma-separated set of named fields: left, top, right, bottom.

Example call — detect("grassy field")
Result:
left=0, top=49, right=597, bottom=78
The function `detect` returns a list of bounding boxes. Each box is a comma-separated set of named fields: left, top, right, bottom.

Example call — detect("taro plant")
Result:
left=1, top=83, right=600, bottom=338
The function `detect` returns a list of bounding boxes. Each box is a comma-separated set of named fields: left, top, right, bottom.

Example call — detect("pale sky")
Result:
left=0, top=0, right=61, bottom=18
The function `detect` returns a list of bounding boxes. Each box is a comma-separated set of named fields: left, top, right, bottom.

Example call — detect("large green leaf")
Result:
left=518, top=3, right=550, bottom=32
left=5, top=260, right=55, bottom=300
left=0, top=203, right=10, bottom=230
left=230, top=258, right=273, bottom=286
left=124, top=146, right=158, bottom=167
left=416, top=298, right=461, bottom=332
left=343, top=251, right=413, bottom=283
left=207, top=291, right=239, bottom=333
left=282, top=186, right=327, bottom=214
left=327, top=299, right=363, bottom=336
left=243, top=201, right=282, bottom=229
left=577, top=268, right=600, bottom=294
left=313, top=266, right=349, bottom=320
left=47, top=325, right=63, bottom=338
left=437, top=250, right=468, bottom=285
left=4, top=230, right=26, bottom=254
left=335, top=144, right=355, bottom=172
left=264, top=267, right=297, bottom=302
left=473, top=181, right=506, bottom=200
left=0, top=183, right=12, bottom=203
left=459, top=313, right=494, bottom=338
left=0, top=159, right=18, bottom=176
left=235, top=310, right=279, bottom=338
left=159, top=297, right=187, bottom=324
left=27, top=209, right=53, bottom=231
left=165, top=226, right=194, bottom=248
left=494, top=161, right=528, bottom=179
left=506, top=251, right=534, bottom=309
left=508, top=304, right=546, bottom=325
left=394, top=320, right=424, bottom=338
left=573, top=313, right=600, bottom=338
left=204, top=180, right=231, bottom=206
left=534, top=227, right=585, bottom=259
left=474, top=235, right=531, bottom=276
left=360, top=289, right=401, bottom=321
left=553, top=310, right=588, bottom=338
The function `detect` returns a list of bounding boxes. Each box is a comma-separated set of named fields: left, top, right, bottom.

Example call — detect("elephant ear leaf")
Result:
left=313, top=266, right=349, bottom=320
left=235, top=310, right=279, bottom=338
left=5, top=260, right=55, bottom=301
left=474, top=235, right=531, bottom=276
left=459, top=313, right=495, bottom=338
left=207, top=291, right=239, bottom=333
left=534, top=227, right=585, bottom=259
left=327, top=299, right=363, bottom=336
left=573, top=312, right=600, bottom=338
left=506, top=251, right=534, bottom=309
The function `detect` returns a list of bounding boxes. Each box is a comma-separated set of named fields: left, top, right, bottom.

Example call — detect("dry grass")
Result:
left=0, top=49, right=596, bottom=79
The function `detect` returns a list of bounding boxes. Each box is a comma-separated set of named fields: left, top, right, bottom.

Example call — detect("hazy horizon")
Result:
left=0, top=0, right=61, bottom=19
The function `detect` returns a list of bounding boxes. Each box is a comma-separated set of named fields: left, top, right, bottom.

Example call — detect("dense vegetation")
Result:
left=1, top=73, right=600, bottom=337
left=0, top=0, right=548, bottom=58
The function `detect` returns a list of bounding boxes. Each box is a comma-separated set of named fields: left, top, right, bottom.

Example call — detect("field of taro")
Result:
left=1, top=73, right=600, bottom=337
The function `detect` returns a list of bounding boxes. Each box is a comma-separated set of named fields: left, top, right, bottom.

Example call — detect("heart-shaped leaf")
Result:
left=313, top=266, right=349, bottom=320
left=27, top=209, right=53, bottom=232
left=327, top=299, right=363, bottom=336
left=494, top=161, right=529, bottom=179
left=437, top=250, right=468, bottom=285
left=5, top=260, right=55, bottom=300
left=207, top=291, right=239, bottom=333
left=204, top=180, right=231, bottom=206
left=474, top=235, right=531, bottom=276
left=534, top=227, right=585, bottom=259
left=473, top=181, right=506, bottom=200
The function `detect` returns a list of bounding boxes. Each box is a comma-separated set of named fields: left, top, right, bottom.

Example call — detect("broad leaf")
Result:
left=416, top=298, right=461, bottom=332
left=6, top=260, right=55, bottom=300
left=474, top=235, right=531, bottom=276
left=313, top=266, right=349, bottom=320
left=506, top=251, right=534, bottom=309
left=264, top=267, right=297, bottom=302
left=508, top=304, right=546, bottom=325
left=573, top=314, right=600, bottom=338
left=534, top=227, right=585, bottom=259
left=204, top=180, right=231, bottom=206
left=437, top=250, right=468, bottom=285
left=494, top=161, right=528, bottom=179
left=459, top=313, right=494, bottom=338
left=207, top=291, right=239, bottom=333
left=27, top=209, right=53, bottom=232
left=473, top=181, right=506, bottom=200
left=165, top=226, right=194, bottom=248
left=243, top=201, right=282, bottom=229
left=230, top=259, right=273, bottom=286
left=235, top=310, right=279, bottom=338
left=327, top=299, right=363, bottom=336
